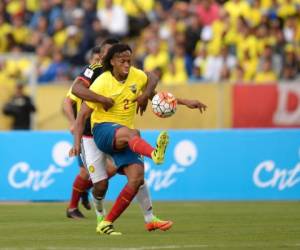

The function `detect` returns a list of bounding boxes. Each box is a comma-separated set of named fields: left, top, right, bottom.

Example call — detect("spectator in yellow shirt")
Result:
left=242, top=49, right=258, bottom=81
left=230, top=64, right=246, bottom=84
left=236, top=20, right=260, bottom=61
left=53, top=18, right=67, bottom=49
left=4, top=45, right=32, bottom=80
left=143, top=41, right=169, bottom=72
left=244, top=0, right=262, bottom=27
left=224, top=0, right=250, bottom=27
left=11, top=13, right=31, bottom=46
left=161, top=61, right=187, bottom=86
left=0, top=14, right=12, bottom=52
left=172, top=43, right=188, bottom=79
left=193, top=44, right=208, bottom=80
left=277, top=0, right=297, bottom=19
left=122, top=0, right=153, bottom=37
left=254, top=59, right=278, bottom=84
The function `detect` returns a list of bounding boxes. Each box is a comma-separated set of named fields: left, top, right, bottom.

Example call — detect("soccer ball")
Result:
left=151, top=92, right=177, bottom=118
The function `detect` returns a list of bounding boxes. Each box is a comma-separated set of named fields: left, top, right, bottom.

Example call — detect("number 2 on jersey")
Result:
left=123, top=99, right=129, bottom=110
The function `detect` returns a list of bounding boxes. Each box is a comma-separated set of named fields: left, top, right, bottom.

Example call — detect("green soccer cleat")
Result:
left=97, top=215, right=104, bottom=223
left=96, top=220, right=122, bottom=235
left=95, top=215, right=104, bottom=233
left=151, top=131, right=169, bottom=165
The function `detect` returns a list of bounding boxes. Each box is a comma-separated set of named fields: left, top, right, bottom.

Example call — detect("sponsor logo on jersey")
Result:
left=129, top=84, right=137, bottom=94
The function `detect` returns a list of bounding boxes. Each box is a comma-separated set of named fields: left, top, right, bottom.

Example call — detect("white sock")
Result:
left=136, top=183, right=154, bottom=223
left=92, top=194, right=105, bottom=218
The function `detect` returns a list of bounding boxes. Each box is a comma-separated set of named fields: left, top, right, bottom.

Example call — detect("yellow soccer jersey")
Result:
left=66, top=86, right=81, bottom=113
left=86, top=67, right=148, bottom=129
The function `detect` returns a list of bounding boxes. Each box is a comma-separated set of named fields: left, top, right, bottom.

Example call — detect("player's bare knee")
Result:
left=93, top=179, right=108, bottom=197
left=128, top=176, right=144, bottom=190
left=132, top=129, right=139, bottom=137
left=107, top=164, right=117, bottom=179
left=127, top=129, right=139, bottom=140
left=79, top=167, right=90, bottom=180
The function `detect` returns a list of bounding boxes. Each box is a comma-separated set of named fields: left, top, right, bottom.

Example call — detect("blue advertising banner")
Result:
left=0, top=132, right=77, bottom=201
left=0, top=130, right=299, bottom=201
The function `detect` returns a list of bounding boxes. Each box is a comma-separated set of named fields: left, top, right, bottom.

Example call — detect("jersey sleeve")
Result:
left=66, top=86, right=79, bottom=102
left=141, top=70, right=148, bottom=87
left=85, top=73, right=106, bottom=110
left=133, top=67, right=148, bottom=89
left=77, top=64, right=103, bottom=87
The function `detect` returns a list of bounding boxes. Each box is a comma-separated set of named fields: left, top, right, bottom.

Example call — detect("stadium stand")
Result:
left=0, top=0, right=299, bottom=86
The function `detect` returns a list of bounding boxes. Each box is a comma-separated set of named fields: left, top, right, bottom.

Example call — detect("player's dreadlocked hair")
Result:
left=102, top=43, right=132, bottom=72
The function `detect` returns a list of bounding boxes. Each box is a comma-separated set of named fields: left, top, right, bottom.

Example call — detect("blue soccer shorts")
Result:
left=92, top=122, right=144, bottom=169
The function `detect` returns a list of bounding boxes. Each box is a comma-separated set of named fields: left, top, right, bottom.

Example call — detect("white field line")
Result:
left=1, top=244, right=300, bottom=250
left=0, top=245, right=208, bottom=250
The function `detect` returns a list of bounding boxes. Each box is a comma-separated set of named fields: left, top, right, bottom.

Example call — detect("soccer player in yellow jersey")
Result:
left=69, top=40, right=173, bottom=232
left=70, top=44, right=170, bottom=235
left=71, top=43, right=207, bottom=234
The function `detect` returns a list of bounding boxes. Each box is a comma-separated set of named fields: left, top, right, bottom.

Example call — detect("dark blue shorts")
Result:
left=93, top=122, right=144, bottom=169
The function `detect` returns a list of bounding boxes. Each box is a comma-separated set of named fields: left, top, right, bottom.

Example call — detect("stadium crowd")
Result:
left=0, top=0, right=300, bottom=85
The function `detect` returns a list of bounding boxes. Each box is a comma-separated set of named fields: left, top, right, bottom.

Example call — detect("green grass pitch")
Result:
left=0, top=202, right=299, bottom=250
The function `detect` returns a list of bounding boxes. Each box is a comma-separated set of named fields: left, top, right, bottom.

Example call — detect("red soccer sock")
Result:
left=86, top=179, right=93, bottom=190
left=69, top=175, right=92, bottom=209
left=128, top=136, right=154, bottom=158
left=105, top=185, right=137, bottom=222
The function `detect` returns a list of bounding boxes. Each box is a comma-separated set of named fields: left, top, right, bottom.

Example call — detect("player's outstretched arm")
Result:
left=62, top=97, right=76, bottom=133
left=69, top=102, right=93, bottom=157
left=176, top=98, right=207, bottom=113
left=135, top=72, right=159, bottom=115
left=71, top=78, right=114, bottom=110
left=144, top=72, right=159, bottom=98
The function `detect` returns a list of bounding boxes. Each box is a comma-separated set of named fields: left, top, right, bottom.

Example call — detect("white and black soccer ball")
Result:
left=151, top=92, right=177, bottom=118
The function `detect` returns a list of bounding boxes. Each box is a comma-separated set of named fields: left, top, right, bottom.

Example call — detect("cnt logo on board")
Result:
left=253, top=149, right=300, bottom=191
left=6, top=139, right=198, bottom=193
left=4, top=132, right=300, bottom=200
left=7, top=141, right=74, bottom=191
left=144, top=140, right=197, bottom=191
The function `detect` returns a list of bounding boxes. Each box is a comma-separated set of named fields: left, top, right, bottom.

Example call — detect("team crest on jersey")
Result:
left=84, top=68, right=94, bottom=78
left=129, top=84, right=137, bottom=94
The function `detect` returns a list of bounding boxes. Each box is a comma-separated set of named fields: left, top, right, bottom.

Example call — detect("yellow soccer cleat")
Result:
left=151, top=131, right=169, bottom=165
left=96, top=220, right=122, bottom=235
left=145, top=216, right=173, bottom=231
